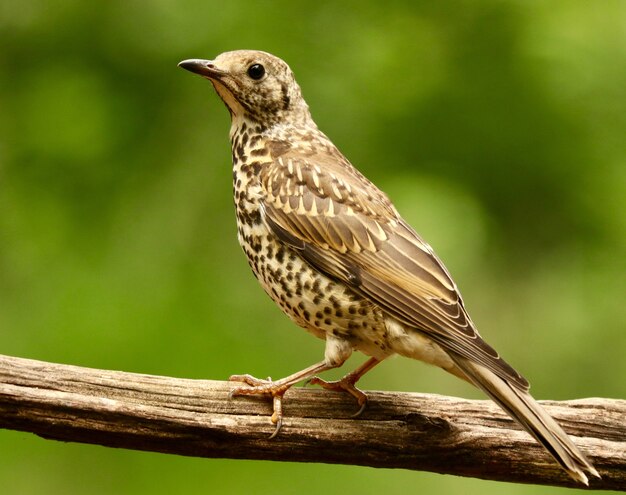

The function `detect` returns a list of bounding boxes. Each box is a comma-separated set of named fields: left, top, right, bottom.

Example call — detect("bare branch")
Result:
left=0, top=354, right=623, bottom=489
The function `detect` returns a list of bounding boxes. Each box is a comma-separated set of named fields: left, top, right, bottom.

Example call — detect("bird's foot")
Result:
left=228, top=361, right=340, bottom=437
left=228, top=374, right=290, bottom=439
left=307, top=374, right=368, bottom=417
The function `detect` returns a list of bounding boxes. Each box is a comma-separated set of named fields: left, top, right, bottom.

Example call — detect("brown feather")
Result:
left=262, top=146, right=529, bottom=390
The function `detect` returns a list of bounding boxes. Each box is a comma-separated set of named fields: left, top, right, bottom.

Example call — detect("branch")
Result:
left=0, top=354, right=623, bottom=489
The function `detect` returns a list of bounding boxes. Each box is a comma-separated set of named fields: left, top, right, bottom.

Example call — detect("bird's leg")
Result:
left=229, top=360, right=338, bottom=438
left=308, top=357, right=383, bottom=417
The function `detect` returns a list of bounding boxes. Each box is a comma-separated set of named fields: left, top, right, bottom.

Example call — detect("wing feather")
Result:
left=261, top=146, right=528, bottom=389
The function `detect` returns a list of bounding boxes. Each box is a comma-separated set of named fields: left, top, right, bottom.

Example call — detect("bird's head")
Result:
left=179, top=50, right=312, bottom=130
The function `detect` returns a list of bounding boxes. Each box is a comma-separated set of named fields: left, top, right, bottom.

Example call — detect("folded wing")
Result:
left=260, top=143, right=528, bottom=390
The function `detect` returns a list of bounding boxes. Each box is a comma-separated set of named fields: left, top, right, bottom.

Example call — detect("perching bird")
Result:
left=178, top=50, right=598, bottom=484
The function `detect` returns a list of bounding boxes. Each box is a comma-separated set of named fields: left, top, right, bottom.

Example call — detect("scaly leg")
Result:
left=308, top=357, right=383, bottom=417
left=229, top=360, right=340, bottom=438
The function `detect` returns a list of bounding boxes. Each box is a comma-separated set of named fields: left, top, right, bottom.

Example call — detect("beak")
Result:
left=178, top=59, right=225, bottom=79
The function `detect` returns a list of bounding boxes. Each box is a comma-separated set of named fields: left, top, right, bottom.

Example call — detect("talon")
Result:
left=352, top=399, right=368, bottom=418
left=308, top=375, right=370, bottom=417
left=269, top=392, right=284, bottom=439
left=269, top=414, right=283, bottom=439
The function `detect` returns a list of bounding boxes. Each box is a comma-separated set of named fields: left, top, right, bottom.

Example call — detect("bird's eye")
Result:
left=247, top=63, right=265, bottom=80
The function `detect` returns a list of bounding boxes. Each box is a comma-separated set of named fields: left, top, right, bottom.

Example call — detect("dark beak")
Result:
left=178, top=59, right=225, bottom=79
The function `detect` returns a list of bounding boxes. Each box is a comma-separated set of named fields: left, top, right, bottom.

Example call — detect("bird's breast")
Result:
left=229, top=128, right=393, bottom=359
left=232, top=163, right=390, bottom=359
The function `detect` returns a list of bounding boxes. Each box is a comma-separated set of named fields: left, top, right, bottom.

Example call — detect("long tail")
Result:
left=449, top=353, right=600, bottom=485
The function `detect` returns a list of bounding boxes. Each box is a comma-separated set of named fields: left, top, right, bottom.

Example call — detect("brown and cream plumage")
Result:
left=179, top=50, right=598, bottom=484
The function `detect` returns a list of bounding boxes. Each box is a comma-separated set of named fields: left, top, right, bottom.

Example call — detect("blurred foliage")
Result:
left=0, top=1, right=624, bottom=494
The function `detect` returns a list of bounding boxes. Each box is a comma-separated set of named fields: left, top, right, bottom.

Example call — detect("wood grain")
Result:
left=0, top=354, right=623, bottom=490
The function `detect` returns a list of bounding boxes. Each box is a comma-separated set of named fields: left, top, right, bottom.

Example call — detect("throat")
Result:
left=230, top=122, right=271, bottom=222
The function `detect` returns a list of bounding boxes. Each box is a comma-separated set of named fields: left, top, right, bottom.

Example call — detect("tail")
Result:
left=450, top=354, right=600, bottom=485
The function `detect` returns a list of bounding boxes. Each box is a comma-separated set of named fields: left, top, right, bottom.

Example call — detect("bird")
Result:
left=178, top=50, right=599, bottom=484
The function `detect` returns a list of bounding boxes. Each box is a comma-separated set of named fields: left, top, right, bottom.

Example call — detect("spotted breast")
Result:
left=232, top=121, right=391, bottom=359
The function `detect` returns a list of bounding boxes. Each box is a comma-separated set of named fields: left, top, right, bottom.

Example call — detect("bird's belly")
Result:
left=236, top=218, right=392, bottom=359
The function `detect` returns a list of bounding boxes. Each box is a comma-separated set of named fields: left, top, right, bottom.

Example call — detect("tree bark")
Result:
left=0, top=354, right=623, bottom=490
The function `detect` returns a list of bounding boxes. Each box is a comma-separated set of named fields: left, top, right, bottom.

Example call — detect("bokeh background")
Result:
left=1, top=1, right=624, bottom=494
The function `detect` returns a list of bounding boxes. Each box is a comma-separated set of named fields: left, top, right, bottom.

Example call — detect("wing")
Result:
left=260, top=141, right=529, bottom=390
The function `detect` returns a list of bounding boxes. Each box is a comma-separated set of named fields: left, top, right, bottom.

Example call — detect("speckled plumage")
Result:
left=179, top=51, right=598, bottom=484
left=232, top=121, right=392, bottom=361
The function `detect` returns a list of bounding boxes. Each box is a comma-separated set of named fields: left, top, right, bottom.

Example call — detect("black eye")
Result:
left=247, top=63, right=265, bottom=80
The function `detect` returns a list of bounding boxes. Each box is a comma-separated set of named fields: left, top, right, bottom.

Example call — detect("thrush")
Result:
left=179, top=50, right=599, bottom=484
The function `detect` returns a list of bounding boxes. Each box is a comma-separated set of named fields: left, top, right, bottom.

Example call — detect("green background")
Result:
left=1, top=1, right=624, bottom=494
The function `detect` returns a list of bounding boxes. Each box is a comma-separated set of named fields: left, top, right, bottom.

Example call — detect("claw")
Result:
left=352, top=400, right=368, bottom=418
left=269, top=394, right=284, bottom=439
left=269, top=419, right=282, bottom=439
left=309, top=375, right=370, bottom=417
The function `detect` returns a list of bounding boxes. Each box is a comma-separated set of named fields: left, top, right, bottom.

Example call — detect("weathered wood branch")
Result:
left=0, top=354, right=623, bottom=489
